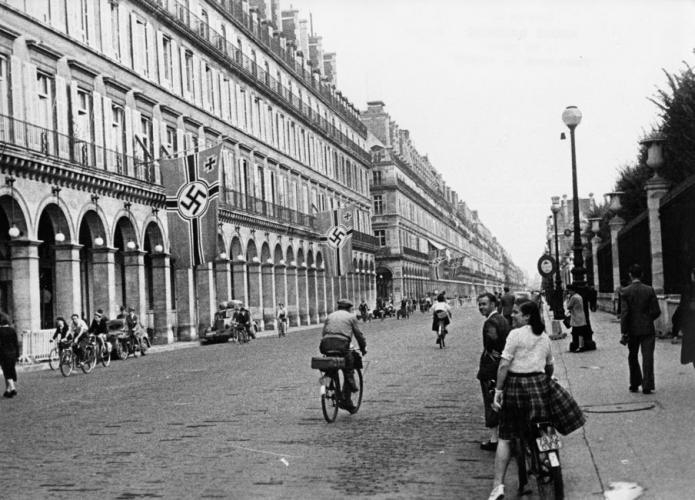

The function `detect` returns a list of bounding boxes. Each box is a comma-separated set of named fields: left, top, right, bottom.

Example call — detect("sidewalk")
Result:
left=550, top=309, right=695, bottom=499
left=16, top=322, right=323, bottom=374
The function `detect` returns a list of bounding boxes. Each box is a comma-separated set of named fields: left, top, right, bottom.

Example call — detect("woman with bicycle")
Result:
left=431, top=293, right=451, bottom=346
left=487, top=300, right=584, bottom=500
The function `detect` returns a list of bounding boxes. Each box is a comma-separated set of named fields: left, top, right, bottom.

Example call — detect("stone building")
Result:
left=0, top=0, right=376, bottom=340
left=361, top=101, right=524, bottom=302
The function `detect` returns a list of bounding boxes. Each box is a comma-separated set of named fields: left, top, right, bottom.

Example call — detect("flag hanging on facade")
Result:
left=316, top=206, right=354, bottom=276
left=162, top=144, right=222, bottom=268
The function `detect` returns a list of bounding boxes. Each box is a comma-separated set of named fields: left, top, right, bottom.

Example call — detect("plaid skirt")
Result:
left=499, top=373, right=585, bottom=440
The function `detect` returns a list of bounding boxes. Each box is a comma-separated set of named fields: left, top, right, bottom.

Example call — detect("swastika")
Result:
left=203, top=156, right=217, bottom=173
left=327, top=225, right=348, bottom=249
left=178, top=181, right=209, bottom=219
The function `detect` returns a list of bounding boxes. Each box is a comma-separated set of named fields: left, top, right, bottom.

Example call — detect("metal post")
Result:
left=552, top=210, right=564, bottom=319
left=569, top=126, right=585, bottom=283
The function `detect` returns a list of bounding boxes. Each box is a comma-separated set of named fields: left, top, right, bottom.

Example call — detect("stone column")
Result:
left=10, top=240, right=41, bottom=333
left=231, top=259, right=248, bottom=303
left=175, top=267, right=197, bottom=340
left=92, top=247, right=117, bottom=318
left=195, top=262, right=216, bottom=333
left=274, top=263, right=287, bottom=310
left=307, top=265, right=318, bottom=324
left=247, top=260, right=262, bottom=327
left=609, top=216, right=626, bottom=292
left=286, top=263, right=299, bottom=326
left=317, top=268, right=327, bottom=321
left=214, top=259, right=232, bottom=305
left=54, top=243, right=82, bottom=318
left=123, top=250, right=147, bottom=323
left=591, top=236, right=601, bottom=289
left=150, top=252, right=174, bottom=344
left=297, top=265, right=309, bottom=325
left=261, top=262, right=275, bottom=330
left=646, top=176, right=669, bottom=293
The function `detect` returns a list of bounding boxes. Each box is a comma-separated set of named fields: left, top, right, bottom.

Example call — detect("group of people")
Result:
left=475, top=290, right=585, bottom=500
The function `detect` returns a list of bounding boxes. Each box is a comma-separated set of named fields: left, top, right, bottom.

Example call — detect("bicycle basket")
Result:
left=311, top=356, right=345, bottom=370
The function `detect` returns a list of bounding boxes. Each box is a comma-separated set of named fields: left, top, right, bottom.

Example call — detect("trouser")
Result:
left=479, top=379, right=499, bottom=428
left=627, top=334, right=655, bottom=391
left=319, top=337, right=357, bottom=396
left=0, top=357, right=17, bottom=382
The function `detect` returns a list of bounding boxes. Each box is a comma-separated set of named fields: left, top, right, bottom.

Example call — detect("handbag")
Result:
left=562, top=316, right=571, bottom=329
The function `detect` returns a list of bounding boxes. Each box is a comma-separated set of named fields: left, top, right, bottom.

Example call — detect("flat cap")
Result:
left=337, top=298, right=353, bottom=308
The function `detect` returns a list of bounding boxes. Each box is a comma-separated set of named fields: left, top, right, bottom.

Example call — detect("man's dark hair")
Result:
left=477, top=292, right=498, bottom=305
left=629, top=264, right=643, bottom=279
left=503, top=286, right=510, bottom=293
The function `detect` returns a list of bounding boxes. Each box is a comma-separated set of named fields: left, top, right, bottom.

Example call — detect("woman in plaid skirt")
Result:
left=486, top=300, right=585, bottom=500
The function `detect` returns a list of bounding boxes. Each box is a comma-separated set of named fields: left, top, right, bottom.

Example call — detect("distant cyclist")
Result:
left=432, top=293, right=452, bottom=345
left=70, top=313, right=90, bottom=363
left=319, top=299, right=367, bottom=414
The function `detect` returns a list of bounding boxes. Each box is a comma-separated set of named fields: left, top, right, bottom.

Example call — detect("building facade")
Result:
left=361, top=101, right=524, bottom=302
left=0, top=0, right=376, bottom=340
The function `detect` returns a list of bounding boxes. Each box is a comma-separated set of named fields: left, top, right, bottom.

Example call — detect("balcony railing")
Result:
left=351, top=230, right=379, bottom=248
left=0, top=113, right=156, bottom=183
left=145, top=0, right=369, bottom=163
left=402, top=246, right=429, bottom=260
left=221, top=189, right=315, bottom=228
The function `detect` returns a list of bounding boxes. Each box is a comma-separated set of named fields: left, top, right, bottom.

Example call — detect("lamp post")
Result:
left=562, top=105, right=585, bottom=284
left=550, top=196, right=564, bottom=319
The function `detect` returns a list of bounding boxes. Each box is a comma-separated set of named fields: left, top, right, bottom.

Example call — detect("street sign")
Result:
left=537, top=254, right=556, bottom=277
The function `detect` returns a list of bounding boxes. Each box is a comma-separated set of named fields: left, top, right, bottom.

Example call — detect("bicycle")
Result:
left=59, top=339, right=96, bottom=376
left=278, top=319, right=287, bottom=337
left=96, top=335, right=111, bottom=367
left=234, top=323, right=249, bottom=344
left=48, top=338, right=67, bottom=370
left=516, top=420, right=564, bottom=499
left=311, top=349, right=363, bottom=423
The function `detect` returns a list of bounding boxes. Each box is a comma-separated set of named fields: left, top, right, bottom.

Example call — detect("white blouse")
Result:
left=501, top=325, right=554, bottom=373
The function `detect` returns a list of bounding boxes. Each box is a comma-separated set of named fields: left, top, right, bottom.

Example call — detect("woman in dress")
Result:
left=0, top=312, right=19, bottom=398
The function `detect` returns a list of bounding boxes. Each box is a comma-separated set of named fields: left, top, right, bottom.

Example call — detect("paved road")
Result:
left=0, top=304, right=519, bottom=499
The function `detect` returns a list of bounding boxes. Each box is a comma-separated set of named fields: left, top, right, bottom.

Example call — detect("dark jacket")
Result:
left=620, top=279, right=661, bottom=337
left=0, top=325, right=19, bottom=361
left=89, top=315, right=109, bottom=335
left=500, top=293, right=515, bottom=317
left=476, top=311, right=510, bottom=381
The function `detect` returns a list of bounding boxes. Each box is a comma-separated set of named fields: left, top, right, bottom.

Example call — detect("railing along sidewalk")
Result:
left=19, top=328, right=55, bottom=364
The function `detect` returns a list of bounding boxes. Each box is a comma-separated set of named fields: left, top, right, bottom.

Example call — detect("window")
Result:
left=80, top=0, right=90, bottom=43
left=373, top=195, right=384, bottom=215
left=36, top=72, right=55, bottom=130
left=184, top=50, right=194, bottom=93
left=374, top=229, right=386, bottom=247
left=165, top=126, right=177, bottom=155
left=200, top=9, right=209, bottom=40
left=132, top=17, right=148, bottom=75
left=205, top=64, right=213, bottom=107
left=162, top=35, right=172, bottom=82
left=110, top=1, right=120, bottom=60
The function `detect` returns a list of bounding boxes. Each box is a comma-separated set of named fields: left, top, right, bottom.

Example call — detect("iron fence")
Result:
left=618, top=211, right=651, bottom=285
left=221, top=189, right=315, bottom=228
left=660, top=176, right=695, bottom=294
left=596, top=239, right=613, bottom=293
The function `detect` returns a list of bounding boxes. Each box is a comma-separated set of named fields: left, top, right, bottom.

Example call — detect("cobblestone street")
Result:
left=1, top=304, right=501, bottom=499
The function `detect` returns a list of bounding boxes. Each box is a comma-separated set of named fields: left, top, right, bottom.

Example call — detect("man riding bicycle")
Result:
left=70, top=313, right=91, bottom=364
left=319, top=298, right=367, bottom=414
left=432, top=293, right=452, bottom=345
left=88, top=309, right=109, bottom=356
left=232, top=301, right=253, bottom=341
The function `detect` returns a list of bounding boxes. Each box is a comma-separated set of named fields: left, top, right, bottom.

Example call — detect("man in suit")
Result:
left=499, top=287, right=515, bottom=326
left=620, top=264, right=661, bottom=394
left=477, top=292, right=511, bottom=451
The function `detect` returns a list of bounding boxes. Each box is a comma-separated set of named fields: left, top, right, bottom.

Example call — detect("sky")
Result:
left=285, top=0, right=695, bottom=281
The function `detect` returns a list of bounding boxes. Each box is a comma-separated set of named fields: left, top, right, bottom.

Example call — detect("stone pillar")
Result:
left=609, top=216, right=626, bottom=292
left=261, top=262, right=275, bottom=330
left=54, top=243, right=82, bottom=318
left=92, top=247, right=117, bottom=318
left=646, top=176, right=669, bottom=293
left=175, top=267, right=197, bottom=340
left=297, top=265, right=309, bottom=325
left=591, top=236, right=601, bottom=289
left=150, top=252, right=174, bottom=344
left=317, top=268, right=327, bottom=321
left=123, top=250, right=147, bottom=323
left=214, top=259, right=232, bottom=305
left=307, top=265, right=318, bottom=323
left=247, top=260, right=262, bottom=327
left=286, top=263, right=299, bottom=326
left=195, top=262, right=216, bottom=333
left=274, top=263, right=287, bottom=310
left=10, top=240, right=41, bottom=333
left=231, top=259, right=248, bottom=303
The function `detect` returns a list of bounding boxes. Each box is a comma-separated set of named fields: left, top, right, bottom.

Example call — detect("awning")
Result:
left=429, top=240, right=446, bottom=251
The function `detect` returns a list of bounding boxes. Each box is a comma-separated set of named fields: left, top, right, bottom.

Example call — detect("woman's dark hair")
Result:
left=436, top=293, right=446, bottom=302
left=0, top=312, right=10, bottom=326
left=56, top=316, right=67, bottom=329
left=519, top=300, right=545, bottom=335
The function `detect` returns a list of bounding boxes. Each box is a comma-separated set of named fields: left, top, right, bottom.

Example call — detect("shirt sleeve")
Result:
left=545, top=337, right=554, bottom=365
left=501, top=329, right=518, bottom=361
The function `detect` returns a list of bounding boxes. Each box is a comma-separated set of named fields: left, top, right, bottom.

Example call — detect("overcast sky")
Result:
left=287, top=0, right=695, bottom=281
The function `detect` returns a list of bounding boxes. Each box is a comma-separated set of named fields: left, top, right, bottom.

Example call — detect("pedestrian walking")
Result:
left=499, top=287, right=515, bottom=325
left=566, top=284, right=590, bottom=352
left=620, top=264, right=661, bottom=394
left=0, top=312, right=19, bottom=398
left=476, top=292, right=510, bottom=451
left=671, top=267, right=695, bottom=368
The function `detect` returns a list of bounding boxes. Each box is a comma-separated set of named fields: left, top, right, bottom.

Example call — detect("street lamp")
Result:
left=550, top=196, right=564, bottom=319
left=562, top=105, right=585, bottom=284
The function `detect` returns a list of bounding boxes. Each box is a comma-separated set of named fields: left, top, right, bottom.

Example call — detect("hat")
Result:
left=337, top=298, right=353, bottom=309
left=128, top=307, right=135, bottom=312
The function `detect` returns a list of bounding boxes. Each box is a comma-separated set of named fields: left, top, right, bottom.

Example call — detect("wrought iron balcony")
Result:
left=0, top=113, right=156, bottom=183
left=221, top=189, right=315, bottom=229
left=402, top=246, right=429, bottom=260
left=351, top=230, right=379, bottom=250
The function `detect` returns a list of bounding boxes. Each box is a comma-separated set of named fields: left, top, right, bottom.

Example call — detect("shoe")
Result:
left=487, top=484, right=504, bottom=500
left=642, top=389, right=653, bottom=395
left=436, top=337, right=441, bottom=345
left=8, top=390, right=16, bottom=398
left=345, top=404, right=358, bottom=414
left=2, top=391, right=11, bottom=398
left=480, top=441, right=498, bottom=451
left=629, top=386, right=639, bottom=393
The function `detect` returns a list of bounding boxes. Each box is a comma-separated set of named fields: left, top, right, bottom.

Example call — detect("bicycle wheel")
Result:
left=99, top=343, right=111, bottom=367
left=536, top=451, right=564, bottom=500
left=516, top=438, right=533, bottom=497
left=438, top=324, right=445, bottom=348
left=116, top=340, right=129, bottom=360
left=321, top=372, right=340, bottom=423
left=351, top=369, right=364, bottom=413
left=48, top=347, right=60, bottom=370
left=59, top=350, right=74, bottom=377
left=81, top=345, right=97, bottom=373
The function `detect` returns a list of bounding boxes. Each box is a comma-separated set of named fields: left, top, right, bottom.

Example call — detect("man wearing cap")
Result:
left=232, top=301, right=253, bottom=342
left=320, top=299, right=367, bottom=413
left=125, top=307, right=142, bottom=353
left=88, top=309, right=109, bottom=356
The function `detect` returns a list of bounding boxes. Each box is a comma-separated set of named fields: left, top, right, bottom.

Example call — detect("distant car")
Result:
left=513, top=291, right=532, bottom=302
left=200, top=300, right=240, bottom=344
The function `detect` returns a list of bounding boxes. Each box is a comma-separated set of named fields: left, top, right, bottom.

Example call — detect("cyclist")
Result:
left=487, top=300, right=585, bottom=500
left=50, top=316, right=72, bottom=355
left=125, top=307, right=142, bottom=353
left=232, top=301, right=253, bottom=342
left=319, top=298, right=367, bottom=414
left=431, top=293, right=452, bottom=345
left=69, top=313, right=90, bottom=364
left=88, top=309, right=109, bottom=356
left=276, top=302, right=288, bottom=336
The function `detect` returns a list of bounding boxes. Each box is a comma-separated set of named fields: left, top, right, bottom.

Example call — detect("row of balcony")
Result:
left=145, top=0, right=369, bottom=163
